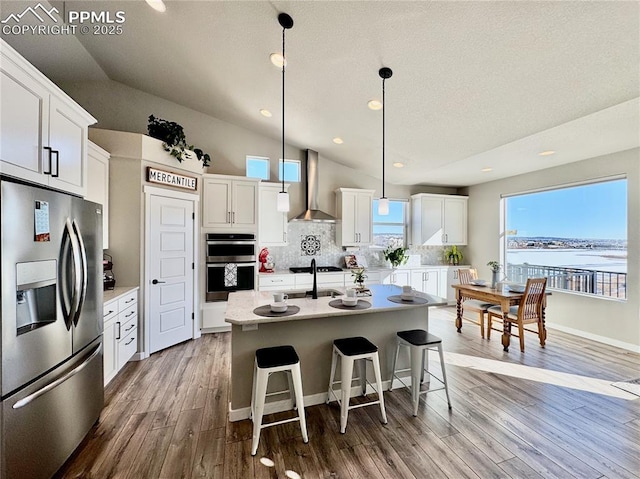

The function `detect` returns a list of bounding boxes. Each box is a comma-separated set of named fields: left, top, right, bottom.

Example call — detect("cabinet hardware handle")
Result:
left=116, top=322, right=121, bottom=340
left=232, top=211, right=235, bottom=223
left=125, top=311, right=135, bottom=318
left=125, top=337, right=135, bottom=345
left=104, top=310, right=114, bottom=317
left=125, top=324, right=134, bottom=332
left=43, top=147, right=52, bottom=175
left=152, top=279, right=165, bottom=284
left=273, top=279, right=283, bottom=282
left=125, top=298, right=134, bottom=303
left=51, top=150, right=59, bottom=178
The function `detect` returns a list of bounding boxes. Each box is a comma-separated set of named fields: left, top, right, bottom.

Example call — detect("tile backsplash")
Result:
left=262, top=222, right=454, bottom=270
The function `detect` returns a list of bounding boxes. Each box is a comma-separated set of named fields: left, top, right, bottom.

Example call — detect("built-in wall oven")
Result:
left=205, top=233, right=256, bottom=301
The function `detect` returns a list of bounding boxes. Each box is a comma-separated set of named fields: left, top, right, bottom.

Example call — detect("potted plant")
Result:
left=351, top=267, right=368, bottom=290
left=487, top=261, right=502, bottom=288
left=444, top=245, right=463, bottom=265
left=147, top=115, right=211, bottom=167
left=384, top=246, right=409, bottom=269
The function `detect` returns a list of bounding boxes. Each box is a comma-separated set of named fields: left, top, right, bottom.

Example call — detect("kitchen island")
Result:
left=225, top=284, right=446, bottom=420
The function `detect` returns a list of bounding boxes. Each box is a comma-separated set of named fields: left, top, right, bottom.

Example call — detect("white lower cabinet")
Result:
left=382, top=270, right=411, bottom=287
left=410, top=268, right=441, bottom=296
left=103, top=287, right=138, bottom=386
left=258, top=274, right=295, bottom=291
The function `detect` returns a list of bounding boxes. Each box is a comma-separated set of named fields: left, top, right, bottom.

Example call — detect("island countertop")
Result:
left=225, top=284, right=447, bottom=325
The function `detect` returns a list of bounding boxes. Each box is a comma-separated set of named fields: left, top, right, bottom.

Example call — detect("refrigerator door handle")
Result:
left=71, top=219, right=88, bottom=326
left=11, top=342, right=102, bottom=410
left=62, top=218, right=83, bottom=327
left=59, top=220, right=74, bottom=329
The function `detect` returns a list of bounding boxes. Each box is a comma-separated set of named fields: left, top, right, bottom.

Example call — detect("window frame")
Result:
left=278, top=158, right=301, bottom=182
left=246, top=155, right=270, bottom=180
left=371, top=198, right=408, bottom=249
left=501, top=176, right=627, bottom=301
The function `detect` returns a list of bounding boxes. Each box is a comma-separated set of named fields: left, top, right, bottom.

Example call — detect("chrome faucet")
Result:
left=307, top=258, right=318, bottom=299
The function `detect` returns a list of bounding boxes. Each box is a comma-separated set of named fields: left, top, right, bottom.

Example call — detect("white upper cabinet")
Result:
left=86, top=141, right=110, bottom=249
left=0, top=39, right=95, bottom=196
left=411, top=194, right=468, bottom=246
left=259, top=182, right=289, bottom=246
left=335, top=188, right=374, bottom=247
left=202, top=174, right=259, bottom=231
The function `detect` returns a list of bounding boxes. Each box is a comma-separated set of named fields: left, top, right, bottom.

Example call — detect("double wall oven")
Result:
left=205, top=233, right=256, bottom=301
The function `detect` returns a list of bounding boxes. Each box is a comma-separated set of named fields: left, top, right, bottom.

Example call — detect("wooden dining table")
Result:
left=452, top=283, right=549, bottom=352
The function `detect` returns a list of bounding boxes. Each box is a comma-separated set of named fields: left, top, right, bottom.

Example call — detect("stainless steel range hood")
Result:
left=291, top=149, right=337, bottom=222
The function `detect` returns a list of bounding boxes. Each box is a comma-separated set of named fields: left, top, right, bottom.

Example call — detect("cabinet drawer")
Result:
left=258, top=275, right=295, bottom=289
left=296, top=273, right=345, bottom=289
left=118, top=330, right=137, bottom=368
left=119, top=315, right=137, bottom=340
left=119, top=303, right=137, bottom=323
left=117, top=292, right=137, bottom=311
left=103, top=301, right=117, bottom=322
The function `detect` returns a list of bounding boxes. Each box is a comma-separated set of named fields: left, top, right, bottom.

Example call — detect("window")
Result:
left=246, top=156, right=270, bottom=180
left=278, top=159, right=301, bottom=182
left=504, top=178, right=627, bottom=299
left=372, top=199, right=407, bottom=248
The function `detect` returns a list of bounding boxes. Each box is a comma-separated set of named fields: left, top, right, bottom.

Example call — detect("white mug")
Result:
left=273, top=292, right=288, bottom=303
left=402, top=285, right=413, bottom=295
left=346, top=288, right=357, bottom=298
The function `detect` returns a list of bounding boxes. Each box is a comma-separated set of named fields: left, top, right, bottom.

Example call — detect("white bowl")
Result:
left=270, top=302, right=288, bottom=313
left=342, top=298, right=358, bottom=307
left=470, top=279, right=486, bottom=286
left=508, top=285, right=526, bottom=293
left=400, top=294, right=415, bottom=301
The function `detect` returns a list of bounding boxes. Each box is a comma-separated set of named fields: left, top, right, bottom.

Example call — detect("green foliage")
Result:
left=444, top=245, right=463, bottom=264
left=147, top=115, right=211, bottom=167
left=351, top=267, right=368, bottom=285
left=487, top=261, right=502, bottom=272
left=384, top=246, right=409, bottom=268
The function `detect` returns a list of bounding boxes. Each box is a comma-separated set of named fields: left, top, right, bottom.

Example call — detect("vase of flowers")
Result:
left=487, top=261, right=501, bottom=289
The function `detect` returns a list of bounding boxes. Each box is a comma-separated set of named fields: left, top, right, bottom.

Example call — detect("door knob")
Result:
left=152, top=279, right=166, bottom=284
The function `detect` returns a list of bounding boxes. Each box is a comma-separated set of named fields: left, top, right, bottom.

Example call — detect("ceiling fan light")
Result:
left=270, top=53, right=286, bottom=68
left=277, top=191, right=290, bottom=212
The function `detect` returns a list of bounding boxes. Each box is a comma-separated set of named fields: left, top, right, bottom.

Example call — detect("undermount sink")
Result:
left=284, top=289, right=343, bottom=299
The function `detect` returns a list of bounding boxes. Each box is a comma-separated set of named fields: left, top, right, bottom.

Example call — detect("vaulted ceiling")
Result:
left=3, top=0, right=639, bottom=186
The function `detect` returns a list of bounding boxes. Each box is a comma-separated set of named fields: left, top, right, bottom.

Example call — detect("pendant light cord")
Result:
left=281, top=26, right=286, bottom=194
left=382, top=76, right=386, bottom=199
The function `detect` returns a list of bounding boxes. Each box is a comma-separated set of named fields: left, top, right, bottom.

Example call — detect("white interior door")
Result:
left=148, top=194, right=194, bottom=354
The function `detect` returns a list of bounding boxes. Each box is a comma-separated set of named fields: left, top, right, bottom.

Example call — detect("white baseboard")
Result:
left=228, top=380, right=394, bottom=422
left=201, top=326, right=231, bottom=334
left=547, top=322, right=640, bottom=353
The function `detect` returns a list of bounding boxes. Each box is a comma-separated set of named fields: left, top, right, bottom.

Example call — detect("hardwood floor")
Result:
left=55, top=307, right=640, bottom=479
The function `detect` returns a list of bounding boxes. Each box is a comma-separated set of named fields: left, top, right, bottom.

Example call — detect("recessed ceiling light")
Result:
left=538, top=150, right=555, bottom=156
left=481, top=167, right=493, bottom=172
left=259, top=109, right=272, bottom=118
left=392, top=162, right=404, bottom=168
left=368, top=99, right=383, bottom=110
left=332, top=137, right=344, bottom=144
left=270, top=53, right=286, bottom=68
left=145, top=0, right=166, bottom=12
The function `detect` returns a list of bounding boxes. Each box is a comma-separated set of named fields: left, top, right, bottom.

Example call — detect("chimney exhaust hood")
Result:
left=291, top=149, right=337, bottom=222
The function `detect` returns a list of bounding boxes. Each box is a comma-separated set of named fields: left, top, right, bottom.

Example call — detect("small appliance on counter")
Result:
left=103, top=253, right=116, bottom=290
left=259, top=247, right=275, bottom=273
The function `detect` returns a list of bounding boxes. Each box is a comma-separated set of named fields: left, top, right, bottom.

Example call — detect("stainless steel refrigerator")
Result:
left=0, top=178, right=104, bottom=479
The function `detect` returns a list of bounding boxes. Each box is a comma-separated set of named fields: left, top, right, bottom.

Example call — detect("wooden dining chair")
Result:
left=457, top=268, right=496, bottom=339
left=487, top=277, right=547, bottom=352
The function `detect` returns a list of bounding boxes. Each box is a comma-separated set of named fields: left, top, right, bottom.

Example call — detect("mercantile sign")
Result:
left=147, top=167, right=197, bottom=191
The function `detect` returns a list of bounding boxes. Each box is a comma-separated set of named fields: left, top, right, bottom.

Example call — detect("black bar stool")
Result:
left=390, top=329, right=452, bottom=416
left=250, top=345, right=308, bottom=455
left=326, top=336, right=387, bottom=433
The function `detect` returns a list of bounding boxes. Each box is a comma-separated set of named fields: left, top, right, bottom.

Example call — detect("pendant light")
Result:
left=276, top=13, right=293, bottom=212
left=378, top=67, right=392, bottom=215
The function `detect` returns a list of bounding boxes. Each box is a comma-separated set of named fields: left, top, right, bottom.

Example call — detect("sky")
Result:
left=506, top=179, right=627, bottom=240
